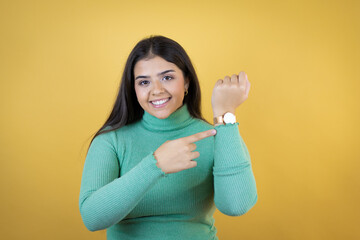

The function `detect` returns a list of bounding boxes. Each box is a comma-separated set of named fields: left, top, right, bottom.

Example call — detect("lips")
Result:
left=150, top=97, right=171, bottom=108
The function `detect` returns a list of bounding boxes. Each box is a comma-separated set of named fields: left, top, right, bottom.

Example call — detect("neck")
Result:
left=141, top=104, right=194, bottom=132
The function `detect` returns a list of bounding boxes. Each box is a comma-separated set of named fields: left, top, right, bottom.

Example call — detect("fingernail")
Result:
left=211, top=129, right=217, bottom=135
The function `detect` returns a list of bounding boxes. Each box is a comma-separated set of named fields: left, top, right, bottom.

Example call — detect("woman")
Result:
left=79, top=35, right=257, bottom=240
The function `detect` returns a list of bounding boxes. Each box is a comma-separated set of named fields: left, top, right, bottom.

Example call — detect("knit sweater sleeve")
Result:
left=213, top=123, right=258, bottom=216
left=79, top=130, right=165, bottom=231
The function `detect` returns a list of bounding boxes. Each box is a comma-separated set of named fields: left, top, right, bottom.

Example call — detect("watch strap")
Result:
left=213, top=115, right=224, bottom=126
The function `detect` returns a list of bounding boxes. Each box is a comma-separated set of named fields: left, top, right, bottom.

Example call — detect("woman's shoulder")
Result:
left=91, top=122, right=141, bottom=151
left=95, top=122, right=138, bottom=140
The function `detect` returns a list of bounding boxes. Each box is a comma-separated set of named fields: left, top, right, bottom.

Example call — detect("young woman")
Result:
left=79, top=35, right=257, bottom=240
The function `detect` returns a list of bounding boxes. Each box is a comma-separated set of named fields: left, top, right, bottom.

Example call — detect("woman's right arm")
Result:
left=79, top=131, right=165, bottom=231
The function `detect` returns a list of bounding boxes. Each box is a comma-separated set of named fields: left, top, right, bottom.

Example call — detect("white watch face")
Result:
left=224, top=112, right=236, bottom=124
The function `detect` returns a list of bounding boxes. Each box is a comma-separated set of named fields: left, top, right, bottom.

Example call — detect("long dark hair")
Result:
left=88, top=35, right=205, bottom=148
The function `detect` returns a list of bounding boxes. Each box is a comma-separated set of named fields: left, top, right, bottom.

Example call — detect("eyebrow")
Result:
left=135, top=69, right=175, bottom=81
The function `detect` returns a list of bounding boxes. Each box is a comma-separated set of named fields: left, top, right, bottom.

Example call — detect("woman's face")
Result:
left=134, top=56, right=189, bottom=119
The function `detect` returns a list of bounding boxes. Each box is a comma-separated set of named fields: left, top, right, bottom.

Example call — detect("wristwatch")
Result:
left=213, top=112, right=236, bottom=126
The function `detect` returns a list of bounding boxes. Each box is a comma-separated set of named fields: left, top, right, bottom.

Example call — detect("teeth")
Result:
left=152, top=98, right=169, bottom=105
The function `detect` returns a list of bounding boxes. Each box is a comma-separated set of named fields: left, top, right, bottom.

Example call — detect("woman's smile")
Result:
left=150, top=97, right=172, bottom=108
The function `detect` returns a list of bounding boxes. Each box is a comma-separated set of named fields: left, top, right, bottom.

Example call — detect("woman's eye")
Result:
left=163, top=75, right=173, bottom=81
left=139, top=80, right=150, bottom=86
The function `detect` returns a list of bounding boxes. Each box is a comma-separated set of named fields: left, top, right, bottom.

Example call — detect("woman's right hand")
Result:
left=154, top=129, right=217, bottom=174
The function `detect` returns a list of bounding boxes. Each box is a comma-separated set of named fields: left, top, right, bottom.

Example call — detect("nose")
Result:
left=151, top=80, right=164, bottom=95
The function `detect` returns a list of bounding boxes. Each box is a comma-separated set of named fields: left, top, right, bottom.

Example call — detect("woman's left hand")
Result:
left=211, top=71, right=251, bottom=117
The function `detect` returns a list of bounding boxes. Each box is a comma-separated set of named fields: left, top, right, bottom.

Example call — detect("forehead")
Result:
left=134, top=56, right=180, bottom=75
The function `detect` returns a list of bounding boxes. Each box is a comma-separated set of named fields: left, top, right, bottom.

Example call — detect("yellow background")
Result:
left=1, top=0, right=359, bottom=239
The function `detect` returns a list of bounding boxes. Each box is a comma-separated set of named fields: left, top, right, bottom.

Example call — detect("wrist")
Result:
left=212, top=108, right=235, bottom=118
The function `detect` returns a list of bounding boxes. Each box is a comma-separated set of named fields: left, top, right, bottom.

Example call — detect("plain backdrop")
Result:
left=0, top=0, right=359, bottom=239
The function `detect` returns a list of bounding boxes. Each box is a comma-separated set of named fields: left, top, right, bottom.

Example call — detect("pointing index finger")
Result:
left=183, top=129, right=217, bottom=143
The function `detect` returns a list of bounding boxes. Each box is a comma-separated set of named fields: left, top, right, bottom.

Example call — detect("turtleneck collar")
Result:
left=140, top=104, right=194, bottom=132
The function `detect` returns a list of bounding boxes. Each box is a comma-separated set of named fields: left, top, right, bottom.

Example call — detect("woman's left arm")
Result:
left=211, top=71, right=258, bottom=216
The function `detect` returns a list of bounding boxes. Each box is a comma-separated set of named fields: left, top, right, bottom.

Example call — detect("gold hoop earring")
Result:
left=184, top=89, right=188, bottom=96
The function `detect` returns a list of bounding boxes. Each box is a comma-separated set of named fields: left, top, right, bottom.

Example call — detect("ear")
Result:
left=184, top=78, right=190, bottom=90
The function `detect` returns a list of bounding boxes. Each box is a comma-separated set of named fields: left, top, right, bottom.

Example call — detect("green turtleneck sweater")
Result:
left=79, top=105, right=257, bottom=240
